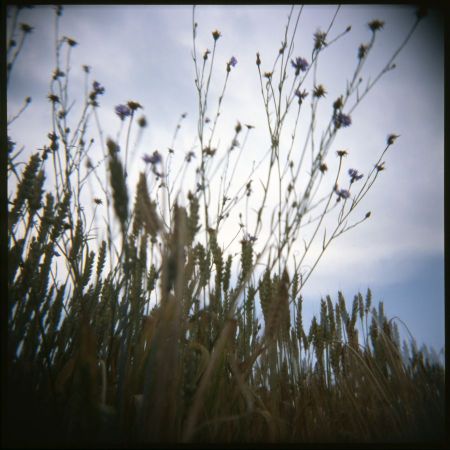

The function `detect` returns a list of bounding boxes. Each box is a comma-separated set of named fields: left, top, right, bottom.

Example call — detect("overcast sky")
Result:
left=7, top=5, right=444, bottom=355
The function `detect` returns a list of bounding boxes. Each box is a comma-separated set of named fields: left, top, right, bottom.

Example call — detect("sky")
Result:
left=7, top=5, right=444, bottom=355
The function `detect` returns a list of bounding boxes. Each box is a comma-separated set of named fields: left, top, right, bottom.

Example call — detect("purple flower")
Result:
left=334, top=112, right=352, bottom=128
left=93, top=81, right=105, bottom=95
left=334, top=185, right=351, bottom=201
left=291, top=57, right=309, bottom=75
left=226, top=56, right=238, bottom=73
left=295, top=89, right=308, bottom=104
left=115, top=104, right=131, bottom=120
left=348, top=168, right=363, bottom=183
left=338, top=189, right=350, bottom=200
left=143, top=150, right=162, bottom=165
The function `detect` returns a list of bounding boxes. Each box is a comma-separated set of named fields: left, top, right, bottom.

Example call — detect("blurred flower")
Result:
left=212, top=29, right=221, bottom=41
left=226, top=57, right=237, bottom=73
left=256, top=52, right=261, bottom=66
left=204, top=146, right=216, bottom=156
left=226, top=56, right=238, bottom=73
left=205, top=117, right=210, bottom=123
left=365, top=211, right=371, bottom=219
left=127, top=101, right=142, bottom=111
left=334, top=186, right=350, bottom=201
left=319, top=163, right=328, bottom=173
left=313, top=30, right=327, bottom=50
left=235, top=121, right=242, bottom=133
left=143, top=151, right=162, bottom=165
left=264, top=72, right=272, bottom=79
left=83, top=65, right=91, bottom=74
left=52, top=69, right=65, bottom=80
left=291, top=56, right=309, bottom=75
left=93, top=198, right=103, bottom=205
left=295, top=89, right=308, bottom=105
left=334, top=112, right=352, bottom=128
left=20, top=23, right=33, bottom=34
left=336, top=149, right=348, bottom=157
left=203, top=49, right=211, bottom=60
left=358, top=44, right=368, bottom=59
left=375, top=162, right=386, bottom=171
left=65, top=37, right=78, bottom=47
left=115, top=104, right=131, bottom=120
left=313, top=84, right=327, bottom=98
left=368, top=20, right=384, bottom=32
left=138, top=115, right=147, bottom=127
left=295, top=89, right=308, bottom=100
left=348, top=168, right=364, bottom=182
left=93, top=81, right=105, bottom=95
left=48, top=94, right=60, bottom=103
left=387, top=134, right=400, bottom=145
left=333, top=96, right=343, bottom=111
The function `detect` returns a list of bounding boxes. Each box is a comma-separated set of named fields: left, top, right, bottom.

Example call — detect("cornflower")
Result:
left=143, top=151, right=162, bottom=165
left=93, top=81, right=105, bottom=95
left=334, top=185, right=351, bottom=201
left=334, top=112, right=352, bottom=128
left=115, top=104, right=131, bottom=120
left=291, top=56, right=309, bottom=75
left=295, top=89, right=308, bottom=105
left=348, top=168, right=363, bottom=183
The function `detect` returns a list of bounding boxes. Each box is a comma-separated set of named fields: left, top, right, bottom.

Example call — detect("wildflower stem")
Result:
left=124, top=112, right=134, bottom=178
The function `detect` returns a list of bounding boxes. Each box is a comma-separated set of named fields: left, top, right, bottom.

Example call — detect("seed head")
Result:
left=368, top=20, right=385, bottom=32
left=387, top=134, right=400, bottom=145
left=313, top=84, right=327, bottom=98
